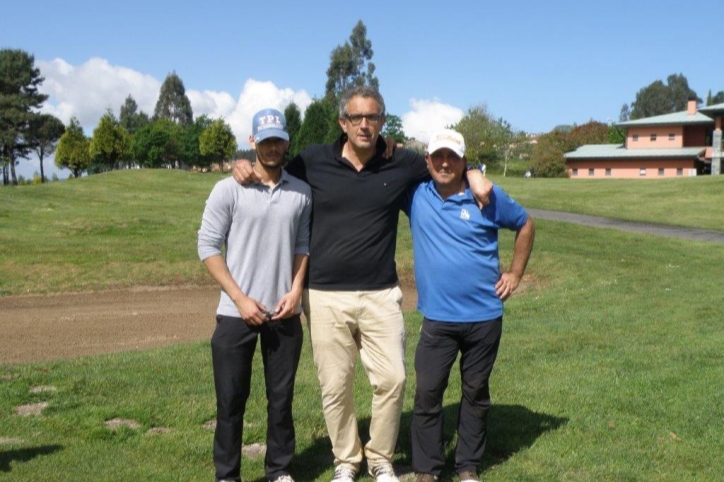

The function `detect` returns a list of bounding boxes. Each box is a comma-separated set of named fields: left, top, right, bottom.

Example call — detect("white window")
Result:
left=676, top=168, right=683, bottom=176
left=650, top=134, right=657, bottom=141
left=572, top=168, right=578, bottom=176
left=632, top=134, right=639, bottom=142
left=640, top=168, right=647, bottom=176
left=668, top=133, right=675, bottom=141
left=658, top=168, right=665, bottom=176
left=605, top=168, right=611, bottom=176
left=588, top=168, right=595, bottom=176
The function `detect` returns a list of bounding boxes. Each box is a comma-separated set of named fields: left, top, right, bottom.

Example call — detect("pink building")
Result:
left=564, top=100, right=724, bottom=179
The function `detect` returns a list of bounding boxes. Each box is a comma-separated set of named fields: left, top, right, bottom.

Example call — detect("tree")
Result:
left=530, top=130, right=572, bottom=178
left=130, top=119, right=181, bottom=168
left=153, top=72, right=193, bottom=126
left=199, top=119, right=237, bottom=172
left=324, top=100, right=343, bottom=144
left=284, top=103, right=302, bottom=157
left=709, top=90, right=724, bottom=105
left=567, top=121, right=609, bottom=146
left=179, top=114, right=214, bottom=169
left=382, top=114, right=406, bottom=144
left=55, top=117, right=91, bottom=178
left=530, top=120, right=609, bottom=178
left=630, top=73, right=700, bottom=119
left=619, top=104, right=630, bottom=122
left=666, top=73, right=699, bottom=110
left=296, top=99, right=333, bottom=152
left=0, top=48, right=49, bottom=185
left=90, top=109, right=130, bottom=171
left=608, top=124, right=626, bottom=144
left=119, top=94, right=150, bottom=134
left=451, top=105, right=511, bottom=168
left=27, top=113, right=65, bottom=182
left=451, top=105, right=529, bottom=176
left=324, top=20, right=379, bottom=103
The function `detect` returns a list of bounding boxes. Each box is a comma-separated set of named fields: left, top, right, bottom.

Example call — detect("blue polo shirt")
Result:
left=404, top=182, right=528, bottom=322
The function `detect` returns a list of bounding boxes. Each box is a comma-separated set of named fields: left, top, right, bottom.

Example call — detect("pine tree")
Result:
left=55, top=117, right=91, bottom=178
left=119, top=95, right=150, bottom=134
left=0, top=48, right=49, bottom=185
left=296, top=100, right=333, bottom=152
left=27, top=113, right=65, bottom=182
left=324, top=20, right=379, bottom=104
left=284, top=103, right=302, bottom=157
left=153, top=72, right=193, bottom=126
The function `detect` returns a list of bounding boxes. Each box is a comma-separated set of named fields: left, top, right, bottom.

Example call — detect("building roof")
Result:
left=617, top=110, right=713, bottom=127
left=699, top=102, right=724, bottom=115
left=564, top=144, right=706, bottom=159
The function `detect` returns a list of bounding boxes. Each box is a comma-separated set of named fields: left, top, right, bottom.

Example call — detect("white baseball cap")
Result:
left=426, top=129, right=466, bottom=158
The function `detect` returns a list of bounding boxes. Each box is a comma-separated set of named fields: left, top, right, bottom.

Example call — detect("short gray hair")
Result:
left=338, top=85, right=386, bottom=118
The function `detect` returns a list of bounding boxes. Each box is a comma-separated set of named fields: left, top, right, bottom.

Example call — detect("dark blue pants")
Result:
left=411, top=317, right=502, bottom=476
left=211, top=314, right=303, bottom=481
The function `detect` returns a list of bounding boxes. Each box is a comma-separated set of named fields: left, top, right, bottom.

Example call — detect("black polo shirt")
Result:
left=286, top=135, right=428, bottom=290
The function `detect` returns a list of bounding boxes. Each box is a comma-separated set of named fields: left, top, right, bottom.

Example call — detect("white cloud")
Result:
left=37, top=57, right=160, bottom=131
left=35, top=57, right=312, bottom=149
left=401, top=99, right=465, bottom=143
left=186, top=89, right=237, bottom=119
left=16, top=57, right=313, bottom=180
left=219, top=79, right=312, bottom=149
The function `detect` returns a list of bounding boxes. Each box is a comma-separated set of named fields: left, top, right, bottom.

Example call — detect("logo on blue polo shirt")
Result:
left=460, top=208, right=470, bottom=220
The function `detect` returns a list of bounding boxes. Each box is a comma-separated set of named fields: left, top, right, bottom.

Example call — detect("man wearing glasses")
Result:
left=233, top=86, right=491, bottom=482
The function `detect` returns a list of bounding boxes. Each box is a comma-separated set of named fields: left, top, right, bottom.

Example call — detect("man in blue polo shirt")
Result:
left=404, top=129, right=535, bottom=482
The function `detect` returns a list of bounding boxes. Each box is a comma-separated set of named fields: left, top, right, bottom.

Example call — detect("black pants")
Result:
left=211, top=314, right=303, bottom=481
left=411, top=317, right=502, bottom=476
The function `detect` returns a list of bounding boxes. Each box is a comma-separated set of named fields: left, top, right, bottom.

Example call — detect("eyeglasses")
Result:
left=344, top=113, right=383, bottom=125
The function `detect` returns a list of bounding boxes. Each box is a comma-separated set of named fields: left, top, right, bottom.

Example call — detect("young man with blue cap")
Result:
left=198, top=108, right=312, bottom=482
left=405, top=129, right=535, bottom=482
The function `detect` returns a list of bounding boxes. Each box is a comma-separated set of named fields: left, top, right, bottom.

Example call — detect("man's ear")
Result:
left=338, top=116, right=348, bottom=133
left=248, top=135, right=256, bottom=150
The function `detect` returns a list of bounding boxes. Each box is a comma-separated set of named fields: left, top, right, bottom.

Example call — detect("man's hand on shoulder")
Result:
left=382, top=136, right=397, bottom=159
left=232, top=159, right=261, bottom=184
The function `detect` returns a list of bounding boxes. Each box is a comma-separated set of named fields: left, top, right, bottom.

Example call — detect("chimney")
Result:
left=687, top=97, right=698, bottom=115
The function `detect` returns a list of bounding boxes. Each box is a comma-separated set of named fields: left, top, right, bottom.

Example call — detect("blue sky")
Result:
left=4, top=0, right=722, bottom=179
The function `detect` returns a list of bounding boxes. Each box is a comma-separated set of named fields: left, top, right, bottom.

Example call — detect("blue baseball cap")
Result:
left=252, top=108, right=289, bottom=143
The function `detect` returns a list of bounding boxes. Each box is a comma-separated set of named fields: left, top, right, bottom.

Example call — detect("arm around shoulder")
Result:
left=466, top=168, right=493, bottom=208
left=231, top=158, right=260, bottom=184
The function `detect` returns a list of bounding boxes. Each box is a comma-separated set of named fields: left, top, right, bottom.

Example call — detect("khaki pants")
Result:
left=303, top=286, right=406, bottom=471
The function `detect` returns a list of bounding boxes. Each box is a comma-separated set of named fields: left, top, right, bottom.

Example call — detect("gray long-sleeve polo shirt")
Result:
left=197, top=172, right=312, bottom=317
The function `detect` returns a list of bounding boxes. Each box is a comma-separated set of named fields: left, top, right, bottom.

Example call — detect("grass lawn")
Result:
left=1, top=170, right=723, bottom=480
left=493, top=174, right=724, bottom=231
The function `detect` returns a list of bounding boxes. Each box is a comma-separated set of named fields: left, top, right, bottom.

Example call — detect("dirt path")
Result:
left=0, top=285, right=418, bottom=365
left=5, top=210, right=717, bottom=365
left=528, top=209, right=724, bottom=244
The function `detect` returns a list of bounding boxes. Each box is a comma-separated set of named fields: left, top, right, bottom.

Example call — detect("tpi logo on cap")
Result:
left=257, top=115, right=283, bottom=131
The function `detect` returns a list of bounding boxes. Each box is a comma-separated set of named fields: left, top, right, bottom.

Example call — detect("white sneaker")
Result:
left=369, top=463, right=399, bottom=482
left=331, top=466, right=357, bottom=482
left=270, top=476, right=295, bottom=482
